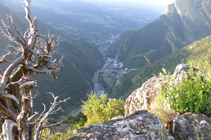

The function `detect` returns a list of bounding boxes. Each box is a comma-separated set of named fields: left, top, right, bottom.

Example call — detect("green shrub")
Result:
left=162, top=62, right=211, bottom=113
left=48, top=128, right=77, bottom=140
left=81, top=93, right=125, bottom=127
left=67, top=112, right=87, bottom=125
left=48, top=118, right=59, bottom=124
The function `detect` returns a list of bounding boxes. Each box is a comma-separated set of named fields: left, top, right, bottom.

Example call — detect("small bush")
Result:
left=48, top=128, right=77, bottom=140
left=162, top=62, right=211, bottom=113
left=81, top=93, right=125, bottom=127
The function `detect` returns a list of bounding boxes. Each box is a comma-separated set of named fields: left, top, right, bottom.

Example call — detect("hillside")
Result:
left=0, top=3, right=104, bottom=117
left=110, top=35, right=211, bottom=99
left=0, top=3, right=27, bottom=55
left=108, top=0, right=211, bottom=68
left=35, top=39, right=104, bottom=117
left=1, top=0, right=147, bottom=48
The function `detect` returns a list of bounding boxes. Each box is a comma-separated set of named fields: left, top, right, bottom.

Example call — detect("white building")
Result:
left=113, top=60, right=118, bottom=66
left=119, top=62, right=123, bottom=68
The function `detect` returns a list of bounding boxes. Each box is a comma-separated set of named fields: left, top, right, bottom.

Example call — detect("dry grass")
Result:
left=148, top=92, right=175, bottom=125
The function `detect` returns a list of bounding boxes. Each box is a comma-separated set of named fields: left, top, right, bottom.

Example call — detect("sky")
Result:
left=1, top=0, right=176, bottom=6
left=150, top=0, right=175, bottom=5
left=60, top=0, right=176, bottom=5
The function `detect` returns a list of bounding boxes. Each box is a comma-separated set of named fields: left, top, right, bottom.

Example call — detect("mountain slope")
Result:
left=108, top=0, right=211, bottom=68
left=0, top=3, right=104, bottom=117
left=0, top=3, right=27, bottom=54
left=110, top=35, right=211, bottom=99
left=0, top=0, right=159, bottom=48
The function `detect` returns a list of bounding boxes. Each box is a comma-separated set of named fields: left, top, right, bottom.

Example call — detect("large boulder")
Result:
left=167, top=112, right=211, bottom=140
left=125, top=64, right=194, bottom=116
left=125, top=76, right=167, bottom=116
left=70, top=110, right=175, bottom=140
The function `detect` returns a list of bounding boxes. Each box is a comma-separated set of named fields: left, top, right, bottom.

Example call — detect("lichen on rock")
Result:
left=70, top=110, right=175, bottom=140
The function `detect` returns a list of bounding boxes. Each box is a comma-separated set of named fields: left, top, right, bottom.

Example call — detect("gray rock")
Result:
left=167, top=112, right=211, bottom=140
left=70, top=110, right=175, bottom=140
left=125, top=76, right=168, bottom=116
left=125, top=64, right=199, bottom=116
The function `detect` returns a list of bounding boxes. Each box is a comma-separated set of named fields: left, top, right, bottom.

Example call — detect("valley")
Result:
left=93, top=57, right=140, bottom=98
left=1, top=0, right=211, bottom=139
left=1, top=0, right=211, bottom=119
left=0, top=0, right=162, bottom=117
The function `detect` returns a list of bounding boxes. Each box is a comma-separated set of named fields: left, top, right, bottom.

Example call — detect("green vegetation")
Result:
left=162, top=63, right=211, bottom=113
left=110, top=35, right=211, bottom=101
left=149, top=90, right=175, bottom=125
left=102, top=71, right=114, bottom=86
left=42, top=127, right=76, bottom=140
left=67, top=112, right=87, bottom=125
left=149, top=61, right=211, bottom=127
left=34, top=38, right=104, bottom=118
left=0, top=3, right=104, bottom=118
left=0, top=3, right=106, bottom=118
left=0, top=4, right=104, bottom=118
left=41, top=94, right=125, bottom=139
left=47, top=112, right=87, bottom=125
left=101, top=71, right=117, bottom=90
left=149, top=62, right=211, bottom=127
left=0, top=3, right=27, bottom=56
left=108, top=0, right=211, bottom=68
left=81, top=94, right=125, bottom=126
left=109, top=18, right=170, bottom=68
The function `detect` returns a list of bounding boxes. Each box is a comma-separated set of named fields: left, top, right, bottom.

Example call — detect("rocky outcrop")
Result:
left=125, top=64, right=196, bottom=116
left=167, top=112, right=211, bottom=139
left=71, top=64, right=211, bottom=140
left=125, top=76, right=168, bottom=116
left=70, top=110, right=175, bottom=140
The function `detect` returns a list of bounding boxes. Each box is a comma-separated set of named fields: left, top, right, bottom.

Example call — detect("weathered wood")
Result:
left=34, top=93, right=70, bottom=140
left=0, top=0, right=69, bottom=139
left=2, top=119, right=18, bottom=140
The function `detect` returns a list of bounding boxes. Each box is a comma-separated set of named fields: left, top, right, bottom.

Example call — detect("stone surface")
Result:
left=167, top=112, right=211, bottom=140
left=70, top=110, right=175, bottom=140
left=125, top=64, right=198, bottom=116
left=125, top=76, right=168, bottom=116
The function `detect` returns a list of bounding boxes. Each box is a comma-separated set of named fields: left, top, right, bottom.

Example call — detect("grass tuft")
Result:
left=148, top=92, right=175, bottom=125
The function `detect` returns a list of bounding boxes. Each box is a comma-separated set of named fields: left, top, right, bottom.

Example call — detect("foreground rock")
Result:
left=70, top=110, right=175, bottom=140
left=167, top=112, right=211, bottom=139
left=125, top=64, right=194, bottom=116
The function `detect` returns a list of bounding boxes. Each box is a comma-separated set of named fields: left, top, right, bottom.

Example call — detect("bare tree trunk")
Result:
left=2, top=120, right=18, bottom=140
left=0, top=0, right=70, bottom=139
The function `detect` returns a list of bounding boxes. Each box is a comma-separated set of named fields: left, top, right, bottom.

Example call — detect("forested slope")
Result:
left=0, top=3, right=104, bottom=117
left=110, top=35, right=211, bottom=100
left=108, top=0, right=211, bottom=68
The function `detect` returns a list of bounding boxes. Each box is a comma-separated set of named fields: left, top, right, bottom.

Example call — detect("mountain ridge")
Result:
left=107, top=0, right=211, bottom=100
left=0, top=3, right=104, bottom=117
left=108, top=0, right=211, bottom=68
left=110, top=33, right=211, bottom=100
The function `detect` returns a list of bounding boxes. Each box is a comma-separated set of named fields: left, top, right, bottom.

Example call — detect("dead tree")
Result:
left=0, top=0, right=70, bottom=139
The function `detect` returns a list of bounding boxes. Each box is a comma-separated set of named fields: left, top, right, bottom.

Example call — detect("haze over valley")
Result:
left=1, top=0, right=209, bottom=119
left=2, top=0, right=211, bottom=139
left=1, top=0, right=163, bottom=49
left=0, top=0, right=172, bottom=117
